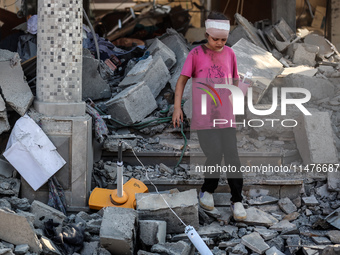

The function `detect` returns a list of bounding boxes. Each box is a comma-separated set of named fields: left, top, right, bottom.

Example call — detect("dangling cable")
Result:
left=122, top=141, right=188, bottom=227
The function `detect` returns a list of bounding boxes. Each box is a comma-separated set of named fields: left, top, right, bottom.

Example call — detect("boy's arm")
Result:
left=173, top=75, right=190, bottom=128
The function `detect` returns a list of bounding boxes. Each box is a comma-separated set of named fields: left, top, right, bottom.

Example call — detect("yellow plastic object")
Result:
left=89, top=178, right=148, bottom=210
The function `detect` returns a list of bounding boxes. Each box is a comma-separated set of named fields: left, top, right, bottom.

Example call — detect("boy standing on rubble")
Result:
left=172, top=11, right=247, bottom=221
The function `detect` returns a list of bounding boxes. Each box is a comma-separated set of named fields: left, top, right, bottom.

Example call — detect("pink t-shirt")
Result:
left=181, top=45, right=239, bottom=130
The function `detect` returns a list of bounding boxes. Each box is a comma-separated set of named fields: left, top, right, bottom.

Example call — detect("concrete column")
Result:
left=272, top=0, right=296, bottom=32
left=35, top=0, right=84, bottom=116
left=23, top=0, right=93, bottom=211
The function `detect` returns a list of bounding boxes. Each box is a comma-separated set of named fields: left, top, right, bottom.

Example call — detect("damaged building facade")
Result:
left=1, top=0, right=340, bottom=254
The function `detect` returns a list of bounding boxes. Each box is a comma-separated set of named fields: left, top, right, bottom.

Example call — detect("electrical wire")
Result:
left=83, top=8, right=100, bottom=61
left=121, top=140, right=188, bottom=228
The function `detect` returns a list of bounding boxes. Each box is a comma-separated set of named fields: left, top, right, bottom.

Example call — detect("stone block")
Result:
left=245, top=104, right=302, bottom=139
left=82, top=49, right=111, bottom=101
left=151, top=241, right=191, bottom=255
left=137, top=250, right=160, bottom=255
left=302, top=195, right=319, bottom=206
left=311, top=236, right=332, bottom=245
left=30, top=200, right=66, bottom=233
left=241, top=232, right=270, bottom=254
left=265, top=246, right=285, bottom=255
left=231, top=38, right=283, bottom=96
left=139, top=220, right=166, bottom=246
left=119, top=56, right=170, bottom=98
left=147, top=38, right=176, bottom=69
left=288, top=43, right=319, bottom=66
left=14, top=244, right=29, bottom=254
left=0, top=95, right=10, bottom=135
left=254, top=226, right=278, bottom=241
left=269, top=220, right=297, bottom=232
left=286, top=235, right=301, bottom=255
left=0, top=60, right=34, bottom=116
left=80, top=241, right=99, bottom=255
left=21, top=115, right=93, bottom=211
left=273, top=73, right=335, bottom=101
left=0, top=176, right=20, bottom=197
left=280, top=185, right=303, bottom=200
left=160, top=28, right=191, bottom=100
left=280, top=66, right=318, bottom=77
left=100, top=207, right=137, bottom=255
left=293, top=112, right=338, bottom=164
left=247, top=196, right=278, bottom=205
left=105, top=82, right=157, bottom=125
left=327, top=230, right=340, bottom=244
left=136, top=189, right=199, bottom=234
left=242, top=207, right=278, bottom=227
left=278, top=197, right=297, bottom=214
left=0, top=209, right=41, bottom=253
left=0, top=157, right=15, bottom=178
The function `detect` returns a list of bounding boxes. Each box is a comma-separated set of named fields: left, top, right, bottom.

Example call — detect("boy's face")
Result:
left=206, top=33, right=227, bottom=51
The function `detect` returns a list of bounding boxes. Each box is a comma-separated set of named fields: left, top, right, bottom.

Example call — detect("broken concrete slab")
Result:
left=286, top=235, right=301, bottom=255
left=287, top=43, right=319, bottom=66
left=246, top=104, right=303, bottom=138
left=147, top=38, right=176, bottom=70
left=100, top=207, right=137, bottom=255
left=231, top=38, right=283, bottom=102
left=273, top=73, right=335, bottom=101
left=254, top=226, right=278, bottom=240
left=119, top=56, right=171, bottom=98
left=282, top=212, right=300, bottom=222
left=0, top=94, right=10, bottom=136
left=241, top=232, right=270, bottom=254
left=103, top=134, right=137, bottom=152
left=14, top=244, right=29, bottom=254
left=278, top=197, right=297, bottom=214
left=0, top=157, right=15, bottom=178
left=136, top=189, right=199, bottom=234
left=304, top=34, right=334, bottom=57
left=312, top=236, right=332, bottom=245
left=82, top=49, right=111, bottom=101
left=242, top=207, right=278, bottom=227
left=293, top=112, right=338, bottom=164
left=280, top=66, right=318, bottom=77
left=213, top=193, right=232, bottom=207
left=327, top=230, right=340, bottom=244
left=302, top=195, right=319, bottom=206
left=265, top=246, right=285, bottom=255
left=326, top=207, right=340, bottom=230
left=0, top=58, right=34, bottom=116
left=316, top=184, right=332, bottom=199
left=105, top=81, right=158, bottom=125
left=234, top=13, right=267, bottom=50
left=269, top=220, right=297, bottom=232
left=0, top=209, right=42, bottom=253
left=151, top=241, right=191, bottom=255
left=160, top=28, right=191, bottom=100
left=328, top=171, right=340, bottom=192
left=0, top=177, right=20, bottom=197
left=227, top=25, right=251, bottom=46
left=139, top=220, right=166, bottom=246
left=248, top=196, right=278, bottom=206
left=30, top=200, right=66, bottom=233
left=232, top=243, right=248, bottom=254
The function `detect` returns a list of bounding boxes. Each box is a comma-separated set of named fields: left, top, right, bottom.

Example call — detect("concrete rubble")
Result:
left=1, top=7, right=340, bottom=255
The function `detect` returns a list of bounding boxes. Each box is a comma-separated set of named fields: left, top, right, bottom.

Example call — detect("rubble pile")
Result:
left=1, top=176, right=340, bottom=254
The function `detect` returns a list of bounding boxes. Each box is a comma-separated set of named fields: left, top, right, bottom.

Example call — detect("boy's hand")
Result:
left=172, top=108, right=183, bottom=128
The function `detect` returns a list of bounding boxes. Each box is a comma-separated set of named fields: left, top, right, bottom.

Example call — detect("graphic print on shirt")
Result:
left=207, top=64, right=225, bottom=85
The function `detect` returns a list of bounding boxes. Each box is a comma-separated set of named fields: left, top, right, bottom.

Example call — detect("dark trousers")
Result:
left=197, top=128, right=243, bottom=203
